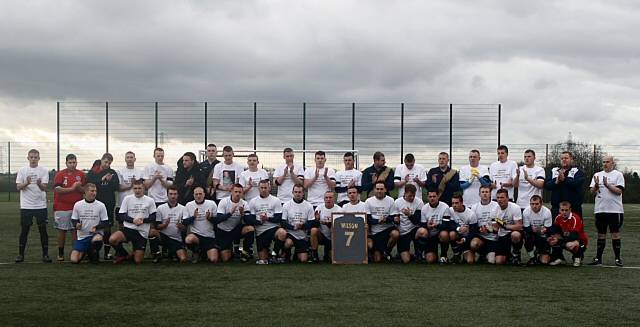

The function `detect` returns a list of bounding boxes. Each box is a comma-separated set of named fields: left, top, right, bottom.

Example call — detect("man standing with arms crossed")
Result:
left=544, top=151, right=585, bottom=218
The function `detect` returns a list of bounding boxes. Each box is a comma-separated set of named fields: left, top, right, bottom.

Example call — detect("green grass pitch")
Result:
left=0, top=201, right=639, bottom=327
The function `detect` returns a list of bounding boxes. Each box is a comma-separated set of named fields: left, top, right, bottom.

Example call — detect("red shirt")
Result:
left=53, top=169, right=86, bottom=211
left=553, top=213, right=589, bottom=246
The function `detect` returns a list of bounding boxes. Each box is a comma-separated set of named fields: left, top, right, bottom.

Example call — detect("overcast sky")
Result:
left=1, top=0, right=639, bottom=170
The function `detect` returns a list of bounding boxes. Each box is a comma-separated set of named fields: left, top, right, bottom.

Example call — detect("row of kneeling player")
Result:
left=67, top=179, right=588, bottom=267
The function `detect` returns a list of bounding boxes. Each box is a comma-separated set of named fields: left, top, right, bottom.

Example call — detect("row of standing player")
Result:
left=15, top=144, right=624, bottom=266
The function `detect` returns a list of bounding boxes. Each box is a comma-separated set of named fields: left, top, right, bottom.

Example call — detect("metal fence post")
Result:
left=498, top=104, right=502, bottom=147
left=56, top=102, right=60, bottom=171
left=449, top=104, right=453, bottom=161
left=351, top=103, right=355, bottom=151
left=204, top=102, right=208, bottom=148
left=7, top=142, right=10, bottom=201
left=400, top=103, right=404, bottom=163
left=105, top=101, right=109, bottom=153
left=545, top=143, right=549, bottom=167
left=253, top=102, right=257, bottom=152
left=155, top=102, right=159, bottom=148
left=302, top=102, right=306, bottom=167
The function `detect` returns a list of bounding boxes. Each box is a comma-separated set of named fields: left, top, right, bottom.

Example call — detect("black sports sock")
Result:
left=415, top=237, right=427, bottom=253
left=149, top=237, right=160, bottom=254
left=274, top=238, right=284, bottom=255
left=233, top=240, right=240, bottom=253
left=596, top=238, right=606, bottom=260
left=512, top=240, right=523, bottom=254
left=114, top=243, right=128, bottom=257
left=612, top=239, right=621, bottom=259
left=37, top=224, right=49, bottom=256
left=243, top=231, right=255, bottom=254
left=440, top=242, right=449, bottom=258
left=58, top=247, right=65, bottom=258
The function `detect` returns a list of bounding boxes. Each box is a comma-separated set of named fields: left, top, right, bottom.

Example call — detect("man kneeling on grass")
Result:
left=547, top=201, right=588, bottom=267
left=70, top=183, right=109, bottom=264
left=110, top=179, right=157, bottom=264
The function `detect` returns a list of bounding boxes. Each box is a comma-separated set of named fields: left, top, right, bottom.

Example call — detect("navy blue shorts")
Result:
left=476, top=237, right=497, bottom=255
left=73, top=236, right=94, bottom=253
left=439, top=220, right=458, bottom=232
left=397, top=228, right=418, bottom=253
left=194, top=233, right=218, bottom=252
left=424, top=232, right=441, bottom=253
left=123, top=227, right=147, bottom=251
left=496, top=234, right=512, bottom=257
left=595, top=213, right=623, bottom=234
left=160, top=233, right=185, bottom=255
left=525, top=232, right=550, bottom=254
left=20, top=208, right=48, bottom=226
left=286, top=233, right=309, bottom=253
left=215, top=225, right=243, bottom=251
left=256, top=227, right=278, bottom=252
left=369, top=227, right=395, bottom=252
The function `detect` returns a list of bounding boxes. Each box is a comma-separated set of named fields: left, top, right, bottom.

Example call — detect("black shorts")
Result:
left=439, top=220, right=458, bottom=232
left=194, top=233, right=218, bottom=252
left=318, top=232, right=332, bottom=247
left=496, top=234, right=513, bottom=256
left=20, top=208, right=48, bottom=226
left=160, top=233, right=185, bottom=255
left=215, top=225, right=243, bottom=251
left=256, top=227, right=278, bottom=252
left=397, top=228, right=418, bottom=253
left=424, top=232, right=441, bottom=253
left=452, top=233, right=472, bottom=252
left=123, top=227, right=147, bottom=251
left=525, top=232, right=550, bottom=254
left=286, top=233, right=309, bottom=253
left=475, top=237, right=497, bottom=255
left=369, top=227, right=395, bottom=252
left=595, top=212, right=623, bottom=234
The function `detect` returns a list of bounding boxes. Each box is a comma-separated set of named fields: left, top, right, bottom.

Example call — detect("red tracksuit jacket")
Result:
left=553, top=213, right=589, bottom=246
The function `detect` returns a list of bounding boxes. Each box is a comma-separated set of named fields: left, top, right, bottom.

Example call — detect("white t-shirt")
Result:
left=496, top=202, right=522, bottom=237
left=590, top=170, right=625, bottom=214
left=421, top=201, right=450, bottom=237
left=185, top=200, right=217, bottom=238
left=471, top=201, right=500, bottom=241
left=459, top=164, right=489, bottom=206
left=489, top=160, right=518, bottom=199
left=248, top=195, right=283, bottom=235
left=335, top=169, right=362, bottom=203
left=516, top=165, right=546, bottom=209
left=212, top=162, right=245, bottom=200
left=304, top=167, right=336, bottom=206
left=394, top=163, right=426, bottom=198
left=239, top=169, right=269, bottom=201
left=522, top=206, right=553, bottom=230
left=448, top=206, right=478, bottom=237
left=341, top=201, right=369, bottom=214
left=365, top=195, right=398, bottom=235
left=156, top=203, right=186, bottom=242
left=16, top=165, right=49, bottom=209
left=143, top=162, right=174, bottom=203
left=72, top=199, right=109, bottom=240
left=117, top=167, right=144, bottom=207
left=119, top=194, right=157, bottom=238
left=273, top=163, right=305, bottom=202
left=282, top=199, right=315, bottom=240
left=216, top=197, right=248, bottom=232
left=315, top=204, right=341, bottom=239
left=394, top=197, right=424, bottom=236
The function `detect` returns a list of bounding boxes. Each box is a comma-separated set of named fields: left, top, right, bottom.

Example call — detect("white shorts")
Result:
left=54, top=211, right=74, bottom=231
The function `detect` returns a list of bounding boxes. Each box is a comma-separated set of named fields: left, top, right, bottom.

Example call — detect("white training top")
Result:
left=489, top=160, right=518, bottom=199
left=16, top=165, right=49, bottom=209
left=119, top=194, right=157, bottom=238
left=212, top=162, right=245, bottom=200
left=216, top=197, right=248, bottom=232
left=248, top=195, right=283, bottom=236
left=590, top=169, right=625, bottom=214
left=516, top=165, right=545, bottom=209
left=282, top=199, right=315, bottom=240
left=185, top=199, right=218, bottom=238
left=72, top=199, right=109, bottom=240
left=394, top=197, right=424, bottom=236
left=144, top=162, right=174, bottom=203
left=315, top=203, right=341, bottom=239
left=394, top=163, right=426, bottom=198
left=239, top=169, right=269, bottom=201
left=335, top=169, right=362, bottom=203
left=117, top=167, right=144, bottom=207
left=156, top=203, right=187, bottom=242
left=304, top=167, right=337, bottom=206
left=366, top=195, right=398, bottom=235
left=273, top=163, right=305, bottom=203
